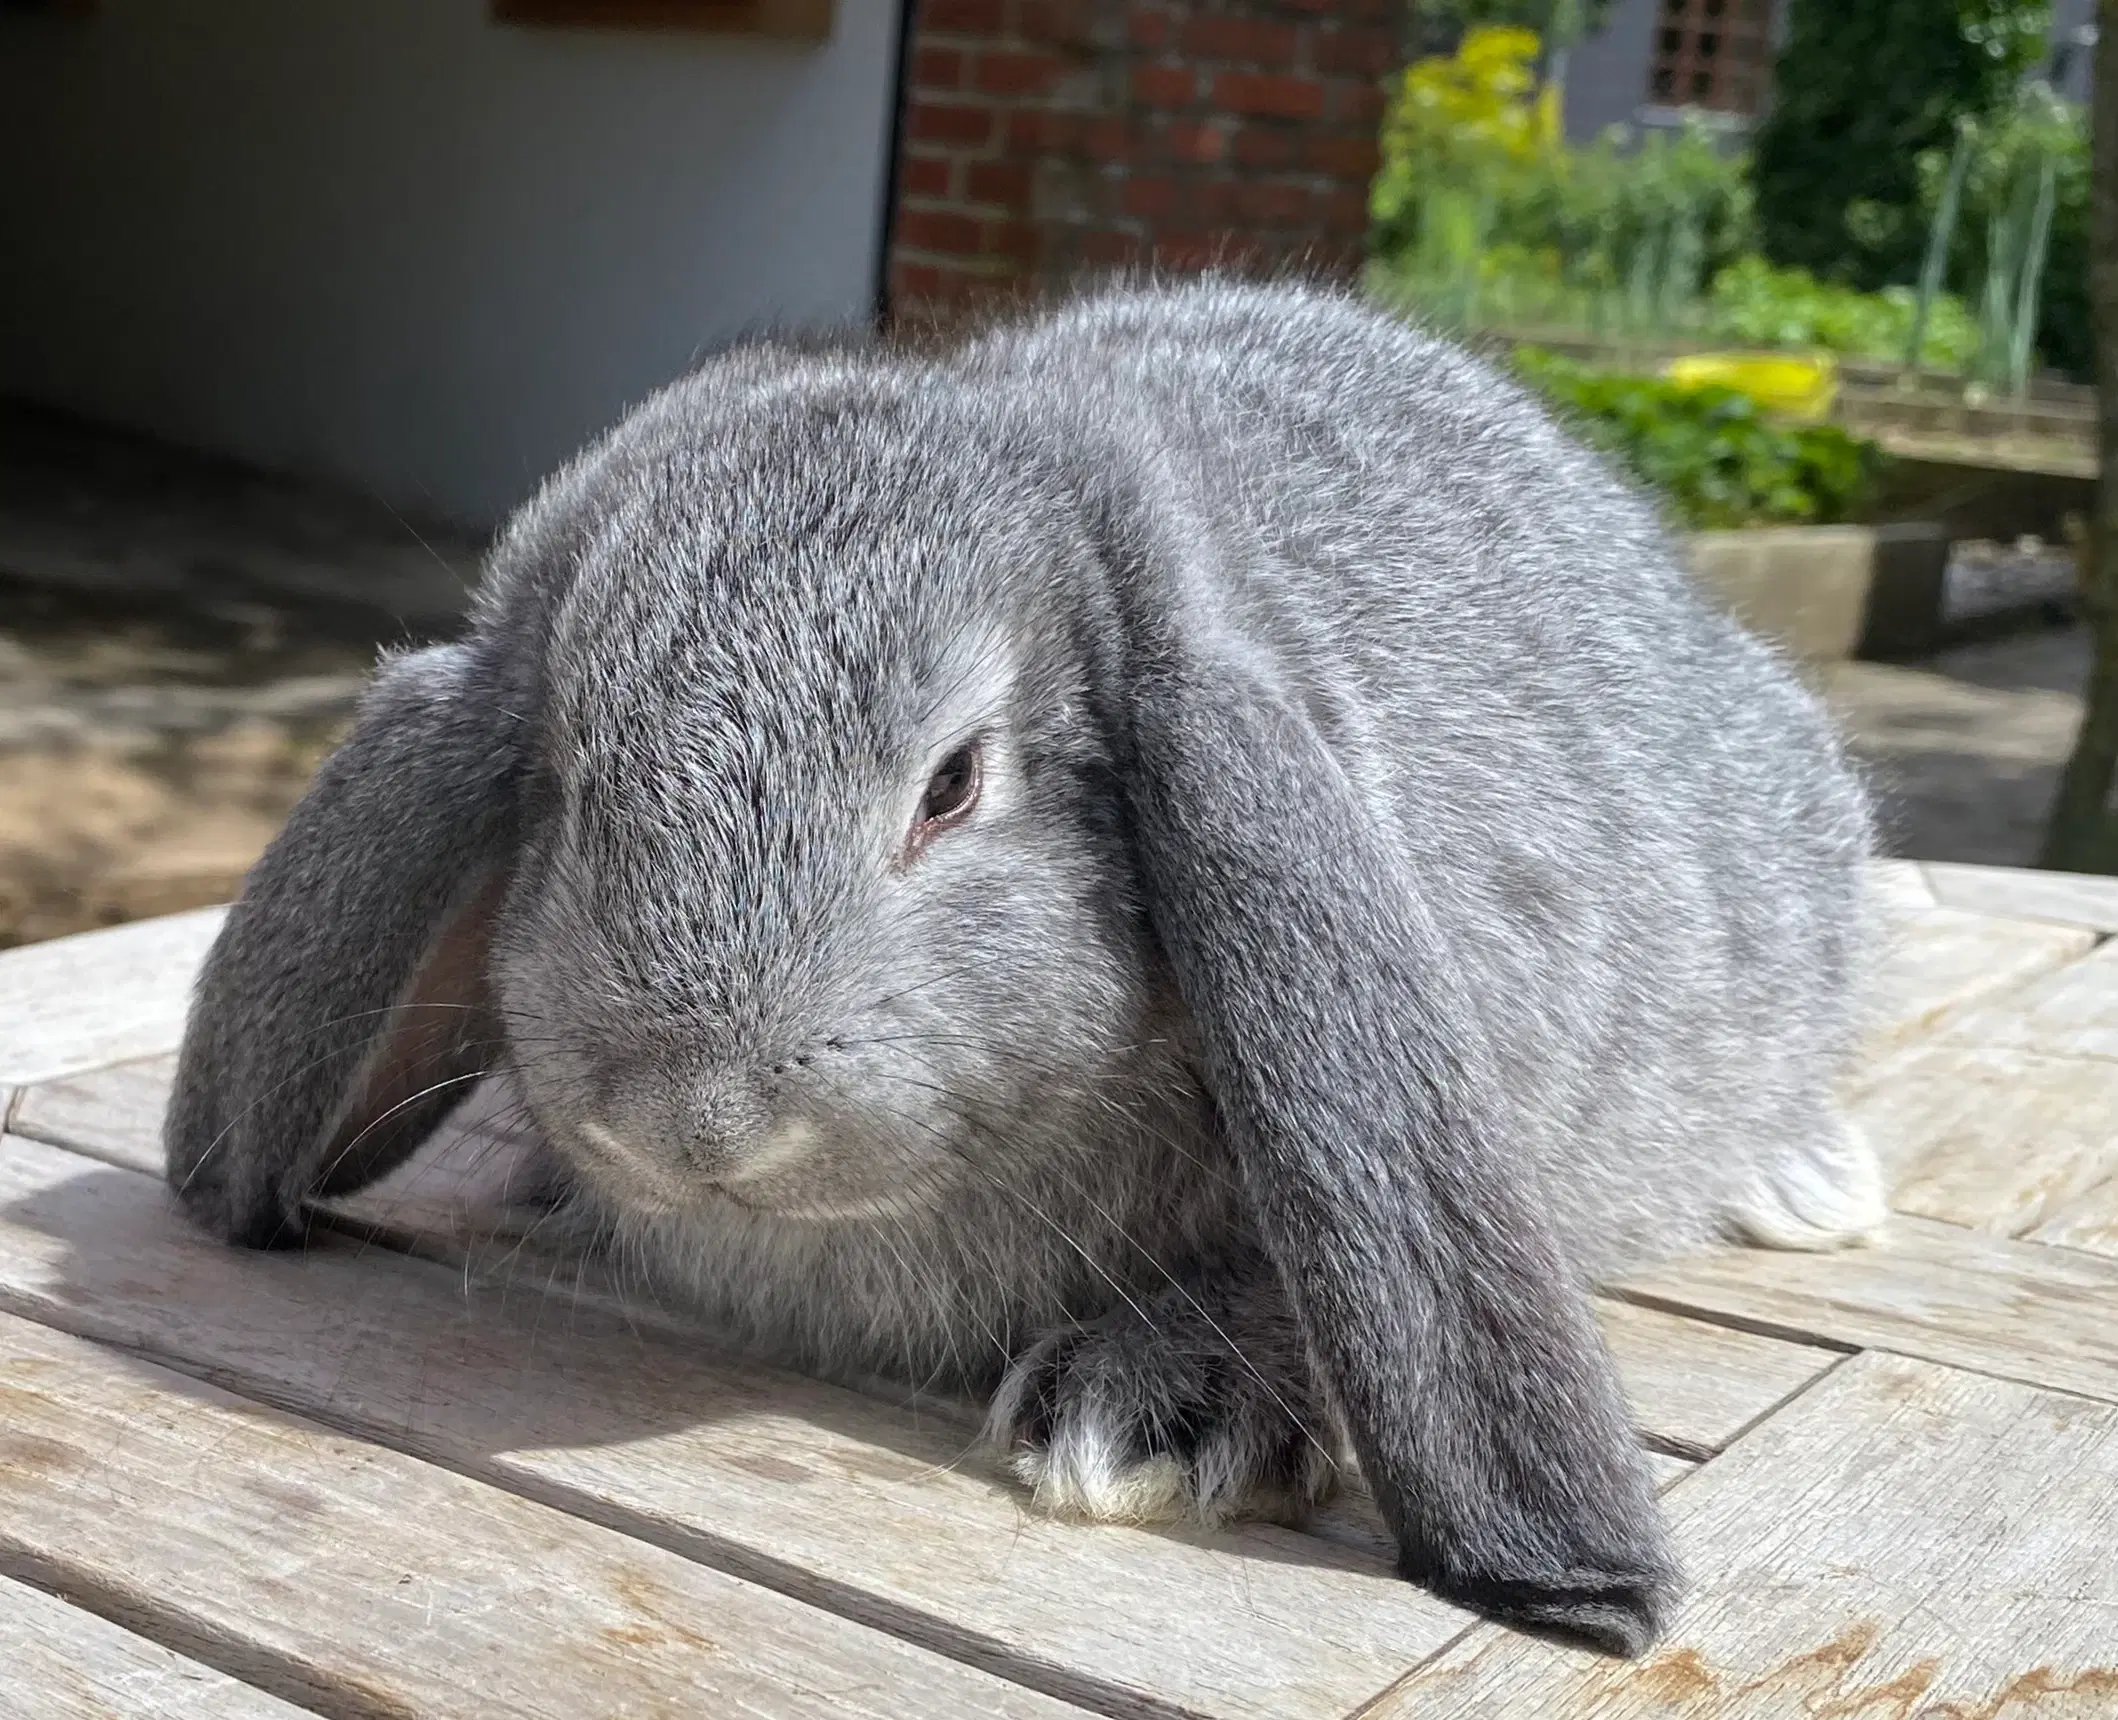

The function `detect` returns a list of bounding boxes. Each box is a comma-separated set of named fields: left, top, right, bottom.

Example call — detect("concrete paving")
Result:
left=1824, top=625, right=2090, bottom=868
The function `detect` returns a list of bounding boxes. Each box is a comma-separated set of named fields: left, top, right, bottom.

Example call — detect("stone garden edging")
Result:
left=1685, top=522, right=1954, bottom=663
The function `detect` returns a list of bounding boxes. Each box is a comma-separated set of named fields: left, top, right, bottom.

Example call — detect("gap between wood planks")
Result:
left=0, top=1568, right=315, bottom=1720
left=1614, top=1276, right=2118, bottom=1413
left=1611, top=1217, right=2118, bottom=1412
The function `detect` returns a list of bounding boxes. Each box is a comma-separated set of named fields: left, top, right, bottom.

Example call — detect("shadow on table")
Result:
left=0, top=1145, right=1406, bottom=1610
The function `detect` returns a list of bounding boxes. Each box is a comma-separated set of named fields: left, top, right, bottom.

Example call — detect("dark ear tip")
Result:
left=1425, top=1569, right=1679, bottom=1659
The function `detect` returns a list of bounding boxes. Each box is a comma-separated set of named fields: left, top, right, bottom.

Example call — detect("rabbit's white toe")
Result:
left=985, top=1295, right=1336, bottom=1528
left=1727, top=1119, right=1886, bottom=1251
left=1006, top=1439, right=1192, bottom=1525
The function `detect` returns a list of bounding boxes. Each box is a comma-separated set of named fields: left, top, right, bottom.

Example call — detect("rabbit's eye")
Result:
left=909, top=741, right=982, bottom=853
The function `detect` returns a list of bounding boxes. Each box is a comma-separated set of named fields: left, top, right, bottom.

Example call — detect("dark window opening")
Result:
left=1647, top=0, right=1774, bottom=114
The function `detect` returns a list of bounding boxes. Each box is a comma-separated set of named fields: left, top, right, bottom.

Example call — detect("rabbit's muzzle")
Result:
left=573, top=1063, right=780, bottom=1185
left=556, top=1053, right=947, bottom=1224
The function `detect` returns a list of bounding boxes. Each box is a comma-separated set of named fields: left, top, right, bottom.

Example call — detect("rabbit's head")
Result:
left=481, top=376, right=1167, bottom=1224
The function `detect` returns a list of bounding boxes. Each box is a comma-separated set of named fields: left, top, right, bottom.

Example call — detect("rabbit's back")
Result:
left=963, top=283, right=1871, bottom=1272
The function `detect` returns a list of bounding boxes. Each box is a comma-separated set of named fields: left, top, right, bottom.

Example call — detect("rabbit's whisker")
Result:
left=854, top=1066, right=1330, bottom=1467
left=314, top=1068, right=494, bottom=1188
left=175, top=1021, right=526, bottom=1193
left=852, top=1078, right=1176, bottom=1360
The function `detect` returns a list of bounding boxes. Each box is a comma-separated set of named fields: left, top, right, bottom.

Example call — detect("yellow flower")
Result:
left=1393, top=26, right=1553, bottom=170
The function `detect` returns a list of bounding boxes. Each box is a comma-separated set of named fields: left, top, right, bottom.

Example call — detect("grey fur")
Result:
left=165, top=280, right=1873, bottom=1656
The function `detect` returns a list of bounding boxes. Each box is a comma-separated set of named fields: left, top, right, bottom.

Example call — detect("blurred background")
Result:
left=0, top=0, right=2104, bottom=948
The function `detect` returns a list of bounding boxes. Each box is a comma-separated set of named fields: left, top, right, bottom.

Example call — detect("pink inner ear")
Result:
left=315, top=871, right=509, bottom=1196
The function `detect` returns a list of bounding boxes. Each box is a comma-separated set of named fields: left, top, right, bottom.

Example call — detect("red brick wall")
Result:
left=886, top=1, right=1402, bottom=317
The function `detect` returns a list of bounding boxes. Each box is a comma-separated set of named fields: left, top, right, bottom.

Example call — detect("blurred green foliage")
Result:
left=1370, top=10, right=2082, bottom=383
left=1751, top=0, right=2050, bottom=289
left=1513, top=348, right=1882, bottom=529
left=1919, top=84, right=2091, bottom=379
left=1706, top=258, right=1981, bottom=368
left=1370, top=28, right=1753, bottom=336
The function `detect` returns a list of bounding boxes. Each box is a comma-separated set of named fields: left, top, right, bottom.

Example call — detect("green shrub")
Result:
left=1512, top=348, right=1881, bottom=529
left=1370, top=26, right=1563, bottom=266
left=1370, top=14, right=2070, bottom=377
left=1751, top=0, right=2048, bottom=290
left=1917, top=85, right=2091, bottom=380
left=1370, top=28, right=1753, bottom=334
left=1704, top=258, right=1980, bottom=368
left=1512, top=122, right=1756, bottom=300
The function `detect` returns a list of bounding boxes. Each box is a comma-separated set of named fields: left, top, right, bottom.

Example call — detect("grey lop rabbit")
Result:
left=165, top=279, right=1882, bottom=1657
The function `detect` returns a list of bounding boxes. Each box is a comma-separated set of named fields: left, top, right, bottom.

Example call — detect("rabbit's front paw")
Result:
left=985, top=1294, right=1338, bottom=1527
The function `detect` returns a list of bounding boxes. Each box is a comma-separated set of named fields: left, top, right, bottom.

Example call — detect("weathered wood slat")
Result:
left=0, top=910, right=223, bottom=1086
left=13, top=1057, right=563, bottom=1265
left=0, top=1131, right=1466, bottom=1720
left=1866, top=858, right=1934, bottom=915
left=1852, top=1041, right=2118, bottom=1235
left=1617, top=1213, right=2118, bottom=1405
left=1357, top=1353, right=2118, bottom=1718
left=1929, top=936, right=2118, bottom=1062
left=0, top=1572, right=309, bottom=1719
left=0, top=1128, right=1843, bottom=1717
left=1592, top=1301, right=1837, bottom=1461
left=12, top=1055, right=176, bottom=1175
left=9, top=1062, right=1843, bottom=1462
left=0, top=1311, right=1085, bottom=1720
left=1858, top=902, right=2094, bottom=1069
left=1924, top=859, right=2118, bottom=932
left=2029, top=1175, right=2118, bottom=1258
left=13, top=1058, right=603, bottom=1364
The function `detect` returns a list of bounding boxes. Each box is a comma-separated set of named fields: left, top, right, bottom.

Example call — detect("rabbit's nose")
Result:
left=677, top=1078, right=772, bottom=1173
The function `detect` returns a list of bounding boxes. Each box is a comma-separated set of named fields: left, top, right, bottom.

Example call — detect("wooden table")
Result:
left=4, top=858, right=2117, bottom=1717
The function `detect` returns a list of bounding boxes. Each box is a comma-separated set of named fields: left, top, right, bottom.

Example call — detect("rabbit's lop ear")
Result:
left=1116, top=616, right=1677, bottom=1654
left=164, top=642, right=518, bottom=1250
